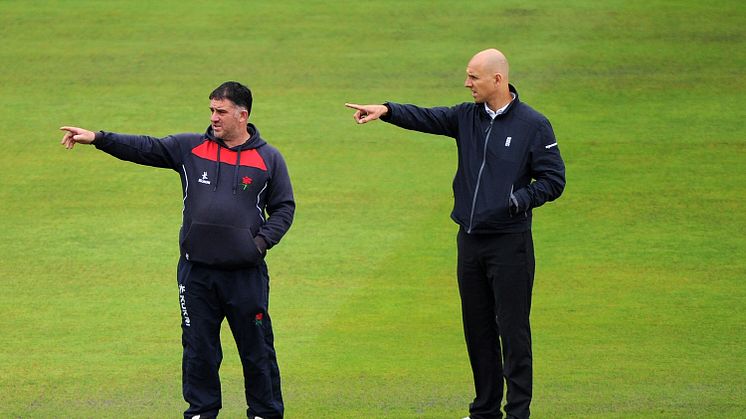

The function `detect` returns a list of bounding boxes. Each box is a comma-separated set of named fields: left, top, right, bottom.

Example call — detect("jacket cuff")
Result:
left=254, top=235, right=268, bottom=255
left=93, top=131, right=109, bottom=148
left=380, top=102, right=393, bottom=121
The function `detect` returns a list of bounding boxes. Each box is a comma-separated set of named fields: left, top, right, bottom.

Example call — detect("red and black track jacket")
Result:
left=94, top=123, right=294, bottom=268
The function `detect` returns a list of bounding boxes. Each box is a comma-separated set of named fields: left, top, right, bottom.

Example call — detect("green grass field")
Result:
left=1, top=0, right=744, bottom=417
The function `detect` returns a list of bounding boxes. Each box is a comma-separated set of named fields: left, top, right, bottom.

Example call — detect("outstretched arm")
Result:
left=345, top=103, right=389, bottom=124
left=60, top=126, right=96, bottom=149
left=60, top=126, right=183, bottom=170
left=349, top=101, right=461, bottom=138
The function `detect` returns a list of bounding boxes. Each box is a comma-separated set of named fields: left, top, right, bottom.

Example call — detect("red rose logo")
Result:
left=242, top=176, right=252, bottom=190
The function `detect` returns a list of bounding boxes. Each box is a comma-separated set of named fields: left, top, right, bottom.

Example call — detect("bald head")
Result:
left=464, top=49, right=512, bottom=110
left=469, top=49, right=509, bottom=82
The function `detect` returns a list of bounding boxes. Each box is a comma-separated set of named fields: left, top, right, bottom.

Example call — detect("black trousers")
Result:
left=457, top=229, right=535, bottom=419
left=177, top=257, right=283, bottom=419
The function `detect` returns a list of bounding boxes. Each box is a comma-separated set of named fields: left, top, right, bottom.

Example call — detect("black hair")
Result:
left=209, top=81, right=253, bottom=114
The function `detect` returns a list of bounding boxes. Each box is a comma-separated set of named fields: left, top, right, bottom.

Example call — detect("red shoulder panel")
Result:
left=191, top=140, right=267, bottom=171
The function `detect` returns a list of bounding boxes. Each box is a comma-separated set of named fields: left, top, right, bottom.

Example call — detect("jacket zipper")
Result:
left=467, top=119, right=494, bottom=233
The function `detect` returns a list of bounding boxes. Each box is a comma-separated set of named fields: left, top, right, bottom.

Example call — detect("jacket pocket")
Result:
left=182, top=221, right=262, bottom=269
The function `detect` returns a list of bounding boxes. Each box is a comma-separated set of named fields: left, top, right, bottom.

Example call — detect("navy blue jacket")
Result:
left=383, top=85, right=565, bottom=233
left=94, top=123, right=295, bottom=268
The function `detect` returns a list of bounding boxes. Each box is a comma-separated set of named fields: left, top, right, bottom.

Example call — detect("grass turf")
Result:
left=1, top=0, right=744, bottom=417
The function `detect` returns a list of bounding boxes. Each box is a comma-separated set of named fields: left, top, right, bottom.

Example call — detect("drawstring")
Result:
left=213, top=146, right=222, bottom=191
left=232, top=148, right=242, bottom=195
left=212, top=141, right=244, bottom=195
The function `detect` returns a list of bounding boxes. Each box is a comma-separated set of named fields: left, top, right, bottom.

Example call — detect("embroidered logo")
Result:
left=254, top=312, right=263, bottom=326
left=242, top=176, right=253, bottom=190
left=504, top=136, right=512, bottom=147
left=198, top=171, right=211, bottom=185
left=179, top=284, right=191, bottom=327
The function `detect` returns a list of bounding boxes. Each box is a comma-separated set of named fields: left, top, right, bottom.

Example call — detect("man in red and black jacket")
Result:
left=61, top=81, right=294, bottom=419
left=347, top=49, right=565, bottom=419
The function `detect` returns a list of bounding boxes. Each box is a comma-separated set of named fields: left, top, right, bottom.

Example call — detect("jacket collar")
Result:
left=478, top=84, right=519, bottom=119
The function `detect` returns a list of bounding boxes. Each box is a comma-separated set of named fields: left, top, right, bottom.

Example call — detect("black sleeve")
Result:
left=512, top=119, right=566, bottom=211
left=382, top=102, right=459, bottom=138
left=94, top=131, right=184, bottom=170
left=256, top=149, right=295, bottom=249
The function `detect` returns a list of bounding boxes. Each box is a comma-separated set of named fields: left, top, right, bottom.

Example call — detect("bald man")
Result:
left=346, top=49, right=565, bottom=419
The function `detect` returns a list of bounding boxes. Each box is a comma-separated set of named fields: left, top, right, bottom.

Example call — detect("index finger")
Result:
left=344, top=103, right=364, bottom=111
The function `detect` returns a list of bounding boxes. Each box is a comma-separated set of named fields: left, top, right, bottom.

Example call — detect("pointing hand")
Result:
left=345, top=103, right=389, bottom=124
left=60, top=126, right=96, bottom=149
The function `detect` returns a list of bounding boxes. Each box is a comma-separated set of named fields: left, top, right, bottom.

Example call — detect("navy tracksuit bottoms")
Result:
left=457, top=229, right=535, bottom=419
left=177, top=257, right=283, bottom=419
